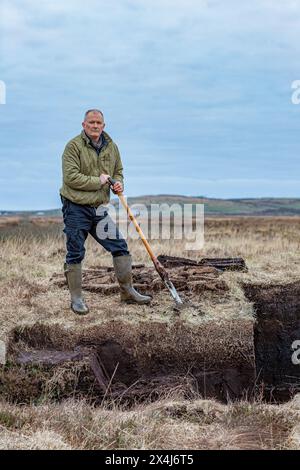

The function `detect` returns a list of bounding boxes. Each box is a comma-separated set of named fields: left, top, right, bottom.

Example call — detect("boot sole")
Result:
left=71, top=309, right=89, bottom=315
left=71, top=305, right=89, bottom=315
left=122, top=299, right=151, bottom=305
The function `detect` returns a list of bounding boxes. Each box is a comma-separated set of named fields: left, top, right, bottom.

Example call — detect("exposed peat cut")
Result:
left=244, top=281, right=300, bottom=401
left=1, top=256, right=300, bottom=406
left=2, top=319, right=255, bottom=405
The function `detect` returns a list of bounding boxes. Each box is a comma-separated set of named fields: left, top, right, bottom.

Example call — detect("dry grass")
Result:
left=2, top=216, right=300, bottom=338
left=1, top=216, right=300, bottom=449
left=0, top=230, right=248, bottom=338
left=0, top=395, right=299, bottom=450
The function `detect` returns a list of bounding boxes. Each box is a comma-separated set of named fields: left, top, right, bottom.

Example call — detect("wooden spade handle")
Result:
left=107, top=177, right=165, bottom=276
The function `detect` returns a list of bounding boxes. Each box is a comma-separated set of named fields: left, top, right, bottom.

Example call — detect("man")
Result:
left=60, top=109, right=151, bottom=315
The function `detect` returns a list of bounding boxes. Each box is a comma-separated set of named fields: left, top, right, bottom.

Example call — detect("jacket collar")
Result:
left=81, top=130, right=111, bottom=147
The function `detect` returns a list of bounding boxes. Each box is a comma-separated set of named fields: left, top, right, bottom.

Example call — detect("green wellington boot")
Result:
left=113, top=255, right=151, bottom=304
left=64, top=263, right=89, bottom=315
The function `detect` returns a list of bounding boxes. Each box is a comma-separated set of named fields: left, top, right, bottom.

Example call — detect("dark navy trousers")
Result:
left=61, top=196, right=129, bottom=264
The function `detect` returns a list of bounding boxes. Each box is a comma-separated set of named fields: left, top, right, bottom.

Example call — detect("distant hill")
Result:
left=118, top=196, right=300, bottom=216
left=2, top=197, right=300, bottom=217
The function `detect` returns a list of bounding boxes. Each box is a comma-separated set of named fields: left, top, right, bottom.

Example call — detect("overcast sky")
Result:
left=1, top=0, right=300, bottom=210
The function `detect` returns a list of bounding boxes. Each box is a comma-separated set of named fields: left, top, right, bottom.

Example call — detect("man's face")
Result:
left=82, top=112, right=105, bottom=141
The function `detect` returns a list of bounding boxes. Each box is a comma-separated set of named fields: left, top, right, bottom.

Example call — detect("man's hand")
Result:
left=100, top=174, right=123, bottom=193
left=112, top=181, right=123, bottom=194
left=100, top=174, right=110, bottom=185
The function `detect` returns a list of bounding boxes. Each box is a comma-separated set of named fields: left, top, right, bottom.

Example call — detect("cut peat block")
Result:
left=157, top=255, right=248, bottom=272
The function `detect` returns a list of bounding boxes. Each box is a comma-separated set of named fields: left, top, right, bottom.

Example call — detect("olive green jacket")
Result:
left=60, top=131, right=124, bottom=206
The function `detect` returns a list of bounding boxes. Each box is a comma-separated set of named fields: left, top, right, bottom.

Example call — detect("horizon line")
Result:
left=1, top=195, right=300, bottom=213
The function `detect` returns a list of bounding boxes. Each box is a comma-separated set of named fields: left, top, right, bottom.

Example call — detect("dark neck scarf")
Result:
left=84, top=131, right=105, bottom=155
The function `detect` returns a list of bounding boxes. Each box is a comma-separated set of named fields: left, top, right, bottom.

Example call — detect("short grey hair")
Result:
left=84, top=109, right=104, bottom=121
